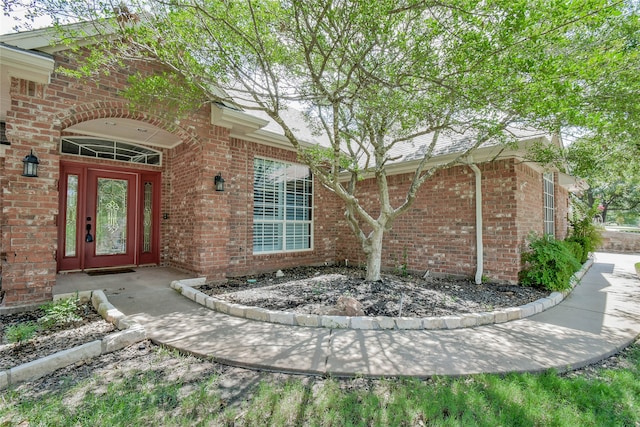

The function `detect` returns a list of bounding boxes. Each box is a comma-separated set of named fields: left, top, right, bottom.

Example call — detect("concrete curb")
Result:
left=172, top=258, right=594, bottom=331
left=1, top=291, right=146, bottom=390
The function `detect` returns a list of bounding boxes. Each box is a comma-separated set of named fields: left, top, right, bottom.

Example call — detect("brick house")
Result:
left=0, top=28, right=577, bottom=308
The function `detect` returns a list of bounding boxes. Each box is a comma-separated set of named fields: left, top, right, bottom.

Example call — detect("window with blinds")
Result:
left=543, top=172, right=555, bottom=236
left=253, top=158, right=313, bottom=253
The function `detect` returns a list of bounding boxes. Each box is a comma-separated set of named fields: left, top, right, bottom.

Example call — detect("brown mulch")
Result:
left=0, top=301, right=115, bottom=370
left=199, top=266, right=549, bottom=317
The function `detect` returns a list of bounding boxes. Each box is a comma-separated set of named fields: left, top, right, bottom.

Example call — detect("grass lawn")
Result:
left=2, top=343, right=639, bottom=426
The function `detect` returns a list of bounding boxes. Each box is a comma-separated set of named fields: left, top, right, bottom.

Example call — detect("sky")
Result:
left=1, top=7, right=53, bottom=35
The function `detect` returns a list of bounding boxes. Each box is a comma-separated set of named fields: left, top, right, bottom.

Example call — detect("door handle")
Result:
left=85, top=222, right=93, bottom=243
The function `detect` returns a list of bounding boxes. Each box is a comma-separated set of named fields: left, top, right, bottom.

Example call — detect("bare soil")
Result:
left=0, top=301, right=115, bottom=370
left=199, top=266, right=548, bottom=317
left=6, top=338, right=638, bottom=411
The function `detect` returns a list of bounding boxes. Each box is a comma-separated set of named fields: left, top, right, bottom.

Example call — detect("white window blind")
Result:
left=253, top=158, right=312, bottom=253
left=543, top=172, right=555, bottom=236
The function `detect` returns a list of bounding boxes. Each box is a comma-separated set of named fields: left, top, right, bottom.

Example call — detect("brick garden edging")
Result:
left=0, top=291, right=146, bottom=390
left=173, top=259, right=594, bottom=331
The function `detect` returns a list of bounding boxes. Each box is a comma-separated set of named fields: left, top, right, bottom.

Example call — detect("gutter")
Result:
left=0, top=43, right=55, bottom=84
left=469, top=163, right=483, bottom=285
left=338, top=136, right=549, bottom=182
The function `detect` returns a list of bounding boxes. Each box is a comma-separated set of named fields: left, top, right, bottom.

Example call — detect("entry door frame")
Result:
left=84, top=168, right=138, bottom=269
left=57, top=160, right=161, bottom=272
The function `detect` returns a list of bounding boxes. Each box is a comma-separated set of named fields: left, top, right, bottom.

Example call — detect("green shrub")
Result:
left=564, top=236, right=588, bottom=263
left=520, top=234, right=581, bottom=291
left=38, top=297, right=82, bottom=330
left=563, top=239, right=585, bottom=266
left=567, top=200, right=603, bottom=261
left=5, top=322, right=38, bottom=346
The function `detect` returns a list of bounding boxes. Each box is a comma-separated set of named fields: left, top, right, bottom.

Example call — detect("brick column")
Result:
left=1, top=91, right=59, bottom=306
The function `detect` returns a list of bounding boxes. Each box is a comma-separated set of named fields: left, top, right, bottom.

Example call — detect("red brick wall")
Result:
left=225, top=139, right=339, bottom=277
left=333, top=159, right=567, bottom=283
left=480, top=160, right=520, bottom=281
left=2, top=79, right=59, bottom=306
left=161, top=111, right=232, bottom=280
left=334, top=164, right=478, bottom=277
left=555, top=175, right=569, bottom=240
left=1, top=43, right=572, bottom=306
left=166, top=123, right=230, bottom=279
left=0, top=47, right=341, bottom=306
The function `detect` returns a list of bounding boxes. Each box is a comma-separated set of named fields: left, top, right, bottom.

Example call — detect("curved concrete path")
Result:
left=55, top=252, right=640, bottom=378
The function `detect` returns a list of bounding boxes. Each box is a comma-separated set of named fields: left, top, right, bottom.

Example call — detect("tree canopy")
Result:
left=10, top=0, right=640, bottom=279
left=563, top=7, right=640, bottom=226
left=568, top=134, right=640, bottom=224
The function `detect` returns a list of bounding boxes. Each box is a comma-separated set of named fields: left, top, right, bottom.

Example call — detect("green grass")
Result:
left=2, top=345, right=640, bottom=426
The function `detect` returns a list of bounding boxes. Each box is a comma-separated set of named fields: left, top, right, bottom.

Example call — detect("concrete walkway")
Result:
left=55, top=252, right=640, bottom=378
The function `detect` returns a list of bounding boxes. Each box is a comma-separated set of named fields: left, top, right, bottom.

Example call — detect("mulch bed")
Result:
left=0, top=301, right=115, bottom=370
left=200, top=266, right=549, bottom=318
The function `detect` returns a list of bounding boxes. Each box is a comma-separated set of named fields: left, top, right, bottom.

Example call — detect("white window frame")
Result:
left=60, top=136, right=162, bottom=166
left=253, top=157, right=314, bottom=254
left=543, top=172, right=555, bottom=236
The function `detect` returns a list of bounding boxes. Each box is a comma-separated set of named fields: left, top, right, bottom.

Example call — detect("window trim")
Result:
left=60, top=136, right=162, bottom=166
left=252, top=156, right=314, bottom=254
left=543, top=172, right=555, bottom=236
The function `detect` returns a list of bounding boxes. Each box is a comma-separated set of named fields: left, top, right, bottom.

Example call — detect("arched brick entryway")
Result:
left=55, top=104, right=204, bottom=273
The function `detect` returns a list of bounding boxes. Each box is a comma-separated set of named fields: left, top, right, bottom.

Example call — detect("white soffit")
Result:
left=0, top=44, right=54, bottom=121
left=64, top=118, right=181, bottom=148
left=559, top=172, right=588, bottom=192
left=0, top=23, right=111, bottom=54
left=211, top=104, right=322, bottom=151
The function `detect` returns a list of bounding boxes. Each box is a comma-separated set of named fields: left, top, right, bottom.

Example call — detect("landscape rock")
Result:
left=198, top=266, right=549, bottom=318
left=330, top=296, right=365, bottom=316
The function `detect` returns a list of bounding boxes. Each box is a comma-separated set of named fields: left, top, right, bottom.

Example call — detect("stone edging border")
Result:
left=0, top=290, right=146, bottom=390
left=173, top=259, right=594, bottom=331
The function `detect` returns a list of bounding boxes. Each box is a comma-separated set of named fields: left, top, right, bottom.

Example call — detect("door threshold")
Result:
left=57, top=269, right=83, bottom=275
left=85, top=267, right=137, bottom=276
left=84, top=265, right=137, bottom=273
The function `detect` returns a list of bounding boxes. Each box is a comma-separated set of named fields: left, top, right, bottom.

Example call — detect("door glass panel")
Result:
left=143, top=181, right=152, bottom=253
left=65, top=175, right=78, bottom=257
left=96, top=178, right=128, bottom=255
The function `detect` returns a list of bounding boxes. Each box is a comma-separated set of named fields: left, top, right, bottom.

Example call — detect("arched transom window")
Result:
left=60, top=137, right=162, bottom=166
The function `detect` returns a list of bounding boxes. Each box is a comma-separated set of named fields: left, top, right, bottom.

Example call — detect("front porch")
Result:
left=54, top=267, right=198, bottom=316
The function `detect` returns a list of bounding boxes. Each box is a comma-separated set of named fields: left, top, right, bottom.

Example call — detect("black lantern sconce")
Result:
left=214, top=172, right=225, bottom=192
left=22, top=149, right=40, bottom=177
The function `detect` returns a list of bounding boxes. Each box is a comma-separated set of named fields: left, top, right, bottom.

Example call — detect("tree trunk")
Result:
left=365, top=228, right=384, bottom=281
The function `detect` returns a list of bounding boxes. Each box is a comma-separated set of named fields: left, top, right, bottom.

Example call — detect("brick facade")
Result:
left=1, top=77, right=59, bottom=306
left=226, top=139, right=339, bottom=277
left=0, top=47, right=341, bottom=306
left=0, top=43, right=572, bottom=306
left=335, top=160, right=569, bottom=283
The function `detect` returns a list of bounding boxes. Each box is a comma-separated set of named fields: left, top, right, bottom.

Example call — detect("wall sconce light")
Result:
left=214, top=173, right=225, bottom=192
left=22, top=149, right=39, bottom=177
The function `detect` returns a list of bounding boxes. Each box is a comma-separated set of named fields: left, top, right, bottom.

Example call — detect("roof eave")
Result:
left=558, top=172, right=589, bottom=192
left=211, top=104, right=315, bottom=151
left=0, top=43, right=55, bottom=83
left=0, top=20, right=119, bottom=54
left=340, top=136, right=549, bottom=181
